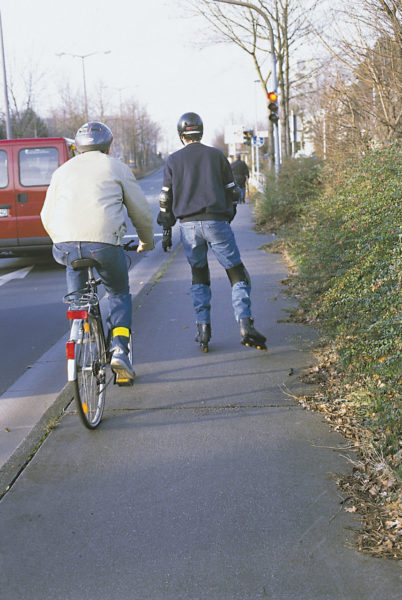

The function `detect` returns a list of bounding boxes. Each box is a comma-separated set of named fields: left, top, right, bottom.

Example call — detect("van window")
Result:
left=0, top=150, right=8, bottom=188
left=19, top=147, right=59, bottom=186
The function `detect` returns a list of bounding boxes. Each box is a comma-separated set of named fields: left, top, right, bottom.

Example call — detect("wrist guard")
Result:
left=162, top=228, right=172, bottom=252
left=158, top=186, right=176, bottom=227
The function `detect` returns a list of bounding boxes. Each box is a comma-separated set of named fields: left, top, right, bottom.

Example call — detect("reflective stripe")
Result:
left=113, top=327, right=130, bottom=338
left=225, top=181, right=235, bottom=189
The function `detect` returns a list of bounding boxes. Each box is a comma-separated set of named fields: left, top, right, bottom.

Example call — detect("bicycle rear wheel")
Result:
left=74, top=314, right=107, bottom=429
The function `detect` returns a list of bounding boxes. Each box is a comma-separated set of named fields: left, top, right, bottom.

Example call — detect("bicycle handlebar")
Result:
left=123, top=240, right=139, bottom=252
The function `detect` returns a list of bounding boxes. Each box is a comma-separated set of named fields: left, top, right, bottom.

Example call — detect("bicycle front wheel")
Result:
left=74, top=314, right=107, bottom=429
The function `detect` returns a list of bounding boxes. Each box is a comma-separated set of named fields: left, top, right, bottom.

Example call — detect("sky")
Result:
left=0, top=0, right=272, bottom=151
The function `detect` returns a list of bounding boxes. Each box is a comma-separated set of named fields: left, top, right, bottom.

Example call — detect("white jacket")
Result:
left=41, top=151, right=154, bottom=249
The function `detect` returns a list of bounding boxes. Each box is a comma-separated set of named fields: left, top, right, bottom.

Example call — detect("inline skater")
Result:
left=157, top=112, right=266, bottom=352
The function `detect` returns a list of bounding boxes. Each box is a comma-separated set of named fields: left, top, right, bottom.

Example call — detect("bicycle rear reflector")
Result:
left=66, top=341, right=75, bottom=359
left=67, top=309, right=88, bottom=320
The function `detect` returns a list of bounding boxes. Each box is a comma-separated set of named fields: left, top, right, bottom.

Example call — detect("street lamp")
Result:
left=56, top=50, right=111, bottom=121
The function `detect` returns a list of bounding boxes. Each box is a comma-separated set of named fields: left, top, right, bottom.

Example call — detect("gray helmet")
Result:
left=177, top=112, right=203, bottom=139
left=74, top=121, right=113, bottom=153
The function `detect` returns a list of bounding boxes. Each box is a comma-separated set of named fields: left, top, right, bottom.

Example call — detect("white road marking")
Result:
left=0, top=266, right=34, bottom=287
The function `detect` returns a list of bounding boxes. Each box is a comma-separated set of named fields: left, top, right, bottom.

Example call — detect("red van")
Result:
left=0, top=137, right=75, bottom=255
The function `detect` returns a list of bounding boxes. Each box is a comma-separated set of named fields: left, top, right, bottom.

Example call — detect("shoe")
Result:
left=195, top=323, right=211, bottom=353
left=110, top=347, right=136, bottom=381
left=239, top=317, right=267, bottom=351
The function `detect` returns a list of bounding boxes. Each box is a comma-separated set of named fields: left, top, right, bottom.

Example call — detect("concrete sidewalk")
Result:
left=0, top=206, right=400, bottom=599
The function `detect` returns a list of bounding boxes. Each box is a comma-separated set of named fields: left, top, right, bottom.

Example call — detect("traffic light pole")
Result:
left=215, top=0, right=280, bottom=175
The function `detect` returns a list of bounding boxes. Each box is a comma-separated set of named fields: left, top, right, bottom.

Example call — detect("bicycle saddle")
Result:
left=71, top=258, right=101, bottom=270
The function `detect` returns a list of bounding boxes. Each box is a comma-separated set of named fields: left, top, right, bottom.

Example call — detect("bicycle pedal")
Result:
left=116, top=377, right=134, bottom=387
left=114, top=373, right=135, bottom=386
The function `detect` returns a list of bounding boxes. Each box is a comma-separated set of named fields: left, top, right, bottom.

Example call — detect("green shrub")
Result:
left=254, top=155, right=322, bottom=229
left=258, top=144, right=401, bottom=461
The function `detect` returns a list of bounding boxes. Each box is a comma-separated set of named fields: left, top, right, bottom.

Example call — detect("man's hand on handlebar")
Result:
left=123, top=240, right=139, bottom=252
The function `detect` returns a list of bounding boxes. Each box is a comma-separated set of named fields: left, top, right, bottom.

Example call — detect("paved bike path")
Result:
left=0, top=206, right=400, bottom=599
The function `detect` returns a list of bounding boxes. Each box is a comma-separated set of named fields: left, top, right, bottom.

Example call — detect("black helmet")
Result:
left=177, top=112, right=203, bottom=139
left=74, top=121, right=113, bottom=153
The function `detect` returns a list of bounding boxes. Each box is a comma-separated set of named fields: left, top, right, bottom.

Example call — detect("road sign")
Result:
left=252, top=136, right=264, bottom=147
left=224, top=125, right=245, bottom=144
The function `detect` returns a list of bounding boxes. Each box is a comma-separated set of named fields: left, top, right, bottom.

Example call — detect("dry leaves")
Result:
left=299, top=355, right=401, bottom=560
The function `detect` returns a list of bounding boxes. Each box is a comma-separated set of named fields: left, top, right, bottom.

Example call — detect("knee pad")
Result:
left=226, top=263, right=251, bottom=287
left=191, top=264, right=210, bottom=286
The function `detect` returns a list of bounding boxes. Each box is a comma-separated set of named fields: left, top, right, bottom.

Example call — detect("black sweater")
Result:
left=163, top=142, right=236, bottom=221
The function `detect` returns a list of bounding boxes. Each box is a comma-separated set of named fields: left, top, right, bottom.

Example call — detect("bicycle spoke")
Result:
left=74, top=315, right=106, bottom=429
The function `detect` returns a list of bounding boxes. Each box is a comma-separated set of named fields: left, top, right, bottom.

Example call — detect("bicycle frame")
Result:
left=65, top=265, right=107, bottom=381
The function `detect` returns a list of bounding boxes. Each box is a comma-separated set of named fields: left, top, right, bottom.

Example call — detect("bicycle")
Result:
left=64, top=241, right=138, bottom=429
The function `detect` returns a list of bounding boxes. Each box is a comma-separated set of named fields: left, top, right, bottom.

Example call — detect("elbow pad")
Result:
left=158, top=186, right=176, bottom=227
left=159, top=186, right=173, bottom=212
left=225, top=181, right=241, bottom=205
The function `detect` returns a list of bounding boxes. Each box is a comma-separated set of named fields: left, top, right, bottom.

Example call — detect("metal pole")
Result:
left=0, top=10, right=12, bottom=138
left=323, top=113, right=326, bottom=160
left=81, top=57, right=88, bottom=122
left=256, top=138, right=260, bottom=181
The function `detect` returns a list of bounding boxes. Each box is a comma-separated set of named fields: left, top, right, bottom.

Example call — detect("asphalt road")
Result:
left=0, top=203, right=400, bottom=600
left=0, top=168, right=163, bottom=395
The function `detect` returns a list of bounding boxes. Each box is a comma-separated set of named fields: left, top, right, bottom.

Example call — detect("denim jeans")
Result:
left=52, top=242, right=132, bottom=333
left=180, top=221, right=251, bottom=324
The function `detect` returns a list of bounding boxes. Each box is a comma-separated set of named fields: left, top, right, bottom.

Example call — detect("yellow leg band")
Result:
left=112, top=327, right=130, bottom=338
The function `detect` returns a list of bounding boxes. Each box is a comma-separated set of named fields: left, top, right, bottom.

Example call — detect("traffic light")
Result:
left=267, top=91, right=279, bottom=124
left=243, top=130, right=253, bottom=145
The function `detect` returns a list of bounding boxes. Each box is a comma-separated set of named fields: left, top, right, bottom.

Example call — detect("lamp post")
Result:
left=0, top=10, right=12, bottom=138
left=56, top=50, right=111, bottom=121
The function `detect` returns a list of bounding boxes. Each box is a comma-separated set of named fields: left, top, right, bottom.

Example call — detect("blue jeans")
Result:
left=53, top=242, right=132, bottom=333
left=180, top=221, right=251, bottom=324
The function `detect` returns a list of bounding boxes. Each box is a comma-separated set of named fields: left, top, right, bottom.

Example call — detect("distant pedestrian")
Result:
left=156, top=112, right=266, bottom=353
left=231, top=154, right=249, bottom=203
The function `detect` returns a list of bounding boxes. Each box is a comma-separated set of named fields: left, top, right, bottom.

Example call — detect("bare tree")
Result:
left=109, top=98, right=161, bottom=173
left=308, top=0, right=401, bottom=157
left=184, top=0, right=320, bottom=164
left=2, top=57, right=50, bottom=138
left=46, top=82, right=86, bottom=138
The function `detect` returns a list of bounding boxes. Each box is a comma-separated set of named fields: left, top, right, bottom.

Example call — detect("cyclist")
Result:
left=157, top=112, right=266, bottom=351
left=41, top=121, right=154, bottom=382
